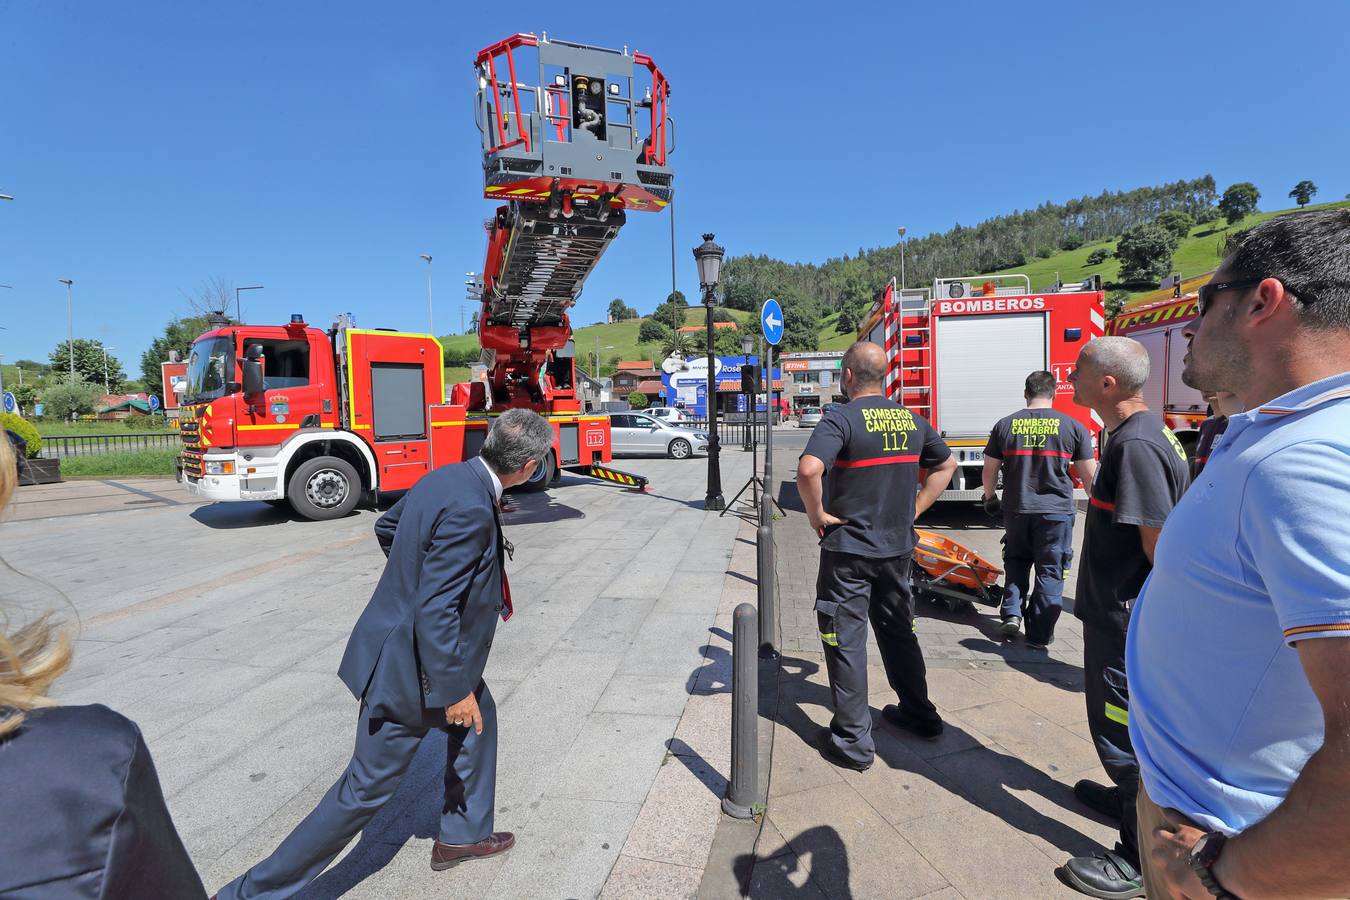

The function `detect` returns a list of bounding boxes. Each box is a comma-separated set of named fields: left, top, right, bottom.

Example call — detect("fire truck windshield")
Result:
left=184, top=336, right=235, bottom=405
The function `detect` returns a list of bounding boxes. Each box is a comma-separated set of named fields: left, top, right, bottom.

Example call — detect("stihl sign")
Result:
left=935, top=296, right=1048, bottom=316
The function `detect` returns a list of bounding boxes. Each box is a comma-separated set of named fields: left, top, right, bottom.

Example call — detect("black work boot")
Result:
left=999, top=615, right=1022, bottom=637
left=1073, top=779, right=1123, bottom=822
left=1055, top=845, right=1143, bottom=899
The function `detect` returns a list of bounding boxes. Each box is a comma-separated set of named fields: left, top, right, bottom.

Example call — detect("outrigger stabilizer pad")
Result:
left=564, top=464, right=650, bottom=492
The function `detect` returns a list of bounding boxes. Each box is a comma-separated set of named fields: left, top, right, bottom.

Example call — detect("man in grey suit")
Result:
left=215, top=409, right=555, bottom=899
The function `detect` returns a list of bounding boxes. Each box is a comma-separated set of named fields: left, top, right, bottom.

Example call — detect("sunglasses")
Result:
left=1196, top=278, right=1263, bottom=317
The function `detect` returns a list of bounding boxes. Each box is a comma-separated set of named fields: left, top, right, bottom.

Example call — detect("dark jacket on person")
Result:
left=0, top=703, right=207, bottom=899
left=337, top=459, right=505, bottom=727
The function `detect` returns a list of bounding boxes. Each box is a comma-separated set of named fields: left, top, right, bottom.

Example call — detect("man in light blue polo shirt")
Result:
left=1127, top=208, right=1350, bottom=899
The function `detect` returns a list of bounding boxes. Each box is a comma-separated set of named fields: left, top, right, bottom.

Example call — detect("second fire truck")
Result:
left=860, top=274, right=1107, bottom=500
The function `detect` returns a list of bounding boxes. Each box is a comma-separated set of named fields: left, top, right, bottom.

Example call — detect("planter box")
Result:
left=19, top=457, right=62, bottom=486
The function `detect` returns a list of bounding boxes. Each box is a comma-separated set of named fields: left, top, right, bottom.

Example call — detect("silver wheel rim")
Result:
left=671, top=440, right=690, bottom=459
left=305, top=469, right=349, bottom=509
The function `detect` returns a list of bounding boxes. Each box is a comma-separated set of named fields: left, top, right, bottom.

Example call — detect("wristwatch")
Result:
left=1188, top=831, right=1237, bottom=898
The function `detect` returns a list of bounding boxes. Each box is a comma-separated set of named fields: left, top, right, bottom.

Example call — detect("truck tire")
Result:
left=287, top=456, right=361, bottom=520
left=518, top=450, right=556, bottom=493
left=668, top=438, right=692, bottom=460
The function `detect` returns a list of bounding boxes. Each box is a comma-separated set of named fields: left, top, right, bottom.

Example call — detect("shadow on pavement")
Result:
left=188, top=501, right=310, bottom=529
left=773, top=654, right=1097, bottom=862
left=500, top=491, right=585, bottom=525
left=297, top=728, right=450, bottom=899
left=734, top=826, right=852, bottom=898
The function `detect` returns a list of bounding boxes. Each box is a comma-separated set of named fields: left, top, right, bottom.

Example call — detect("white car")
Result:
left=644, top=406, right=689, bottom=424
left=608, top=412, right=709, bottom=459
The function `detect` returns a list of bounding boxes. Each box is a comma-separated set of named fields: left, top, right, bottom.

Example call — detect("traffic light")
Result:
left=741, top=364, right=760, bottom=394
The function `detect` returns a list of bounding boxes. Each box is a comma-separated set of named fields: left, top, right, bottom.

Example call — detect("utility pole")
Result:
left=102, top=346, right=115, bottom=394
left=58, top=279, right=74, bottom=380
left=420, top=254, right=434, bottom=334
left=897, top=226, right=907, bottom=290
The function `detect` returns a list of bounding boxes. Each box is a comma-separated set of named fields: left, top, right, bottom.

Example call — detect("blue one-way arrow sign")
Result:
left=761, top=297, right=784, bottom=346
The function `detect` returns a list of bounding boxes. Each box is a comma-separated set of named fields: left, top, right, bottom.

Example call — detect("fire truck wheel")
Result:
left=668, top=438, right=692, bottom=460
left=287, top=456, right=361, bottom=520
left=517, top=450, right=556, bottom=493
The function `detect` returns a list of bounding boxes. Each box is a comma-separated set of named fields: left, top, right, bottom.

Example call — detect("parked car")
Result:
left=644, top=406, right=689, bottom=424
left=798, top=408, right=823, bottom=428
left=608, top=412, right=709, bottom=459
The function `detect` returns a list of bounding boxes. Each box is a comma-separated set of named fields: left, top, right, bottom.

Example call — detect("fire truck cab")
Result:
left=862, top=274, right=1107, bottom=500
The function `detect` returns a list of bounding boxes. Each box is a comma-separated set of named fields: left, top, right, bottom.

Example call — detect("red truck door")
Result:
left=346, top=330, right=445, bottom=492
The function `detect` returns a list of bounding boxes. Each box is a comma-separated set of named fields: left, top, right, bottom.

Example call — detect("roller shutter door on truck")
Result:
left=934, top=312, right=1047, bottom=436
left=1134, top=330, right=1168, bottom=413
left=1164, top=325, right=1205, bottom=414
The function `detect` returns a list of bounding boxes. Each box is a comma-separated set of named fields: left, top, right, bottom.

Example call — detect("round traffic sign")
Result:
left=761, top=298, right=784, bottom=346
left=2, top=392, right=14, bottom=414
left=148, top=394, right=161, bottom=411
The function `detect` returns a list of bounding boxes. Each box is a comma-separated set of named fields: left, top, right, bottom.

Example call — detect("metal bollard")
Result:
left=722, top=602, right=759, bottom=819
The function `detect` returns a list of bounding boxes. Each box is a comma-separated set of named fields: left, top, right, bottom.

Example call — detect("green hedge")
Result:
left=0, top=412, right=41, bottom=458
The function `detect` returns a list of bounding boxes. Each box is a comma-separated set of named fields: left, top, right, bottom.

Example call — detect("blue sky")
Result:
left=2, top=0, right=1346, bottom=381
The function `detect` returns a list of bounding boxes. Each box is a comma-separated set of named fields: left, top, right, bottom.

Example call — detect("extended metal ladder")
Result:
left=897, top=293, right=933, bottom=420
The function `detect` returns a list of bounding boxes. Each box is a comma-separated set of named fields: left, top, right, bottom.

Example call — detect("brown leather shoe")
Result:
left=430, top=832, right=515, bottom=870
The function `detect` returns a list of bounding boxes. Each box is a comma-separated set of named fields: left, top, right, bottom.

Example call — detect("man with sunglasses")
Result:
left=1124, top=209, right=1350, bottom=899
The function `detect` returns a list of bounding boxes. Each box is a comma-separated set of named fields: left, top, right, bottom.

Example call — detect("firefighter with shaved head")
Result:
left=796, top=341, right=958, bottom=772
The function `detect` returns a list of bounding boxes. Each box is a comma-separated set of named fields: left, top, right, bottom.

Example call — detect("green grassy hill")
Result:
left=988, top=199, right=1350, bottom=301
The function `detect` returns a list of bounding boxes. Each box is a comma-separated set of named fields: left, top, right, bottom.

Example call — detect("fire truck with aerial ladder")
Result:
left=859, top=273, right=1107, bottom=501
left=177, top=33, right=673, bottom=519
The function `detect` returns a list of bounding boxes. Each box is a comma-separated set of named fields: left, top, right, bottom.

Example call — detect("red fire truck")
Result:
left=860, top=274, right=1107, bottom=500
left=1106, top=290, right=1207, bottom=450
left=178, top=33, right=672, bottom=519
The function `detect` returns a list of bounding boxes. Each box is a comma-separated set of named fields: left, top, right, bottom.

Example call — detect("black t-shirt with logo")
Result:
left=802, top=394, right=952, bottom=557
left=1075, top=410, right=1190, bottom=631
left=984, top=408, right=1094, bottom=516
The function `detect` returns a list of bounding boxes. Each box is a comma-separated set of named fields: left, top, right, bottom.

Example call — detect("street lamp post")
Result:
left=420, top=255, right=434, bottom=334
left=102, top=346, right=115, bottom=394
left=58, top=279, right=74, bottom=380
left=897, top=226, right=907, bottom=290
left=693, top=233, right=726, bottom=511
left=236, top=285, right=264, bottom=324
left=741, top=332, right=755, bottom=452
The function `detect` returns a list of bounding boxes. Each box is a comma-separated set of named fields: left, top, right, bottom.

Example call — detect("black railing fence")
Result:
left=38, top=432, right=181, bottom=458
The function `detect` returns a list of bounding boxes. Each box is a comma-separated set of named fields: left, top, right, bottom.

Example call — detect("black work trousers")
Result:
left=999, top=513, right=1074, bottom=644
left=1082, top=620, right=1139, bottom=866
left=815, top=549, right=939, bottom=767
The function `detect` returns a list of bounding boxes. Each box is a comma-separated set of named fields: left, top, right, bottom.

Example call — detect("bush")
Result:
left=124, top=413, right=167, bottom=429
left=638, top=318, right=669, bottom=344
left=41, top=379, right=102, bottom=421
left=1195, top=207, right=1220, bottom=225
left=0, top=412, right=41, bottom=458
left=1086, top=247, right=1112, bottom=266
left=1155, top=210, right=1196, bottom=242
left=628, top=391, right=648, bottom=409
left=1059, top=234, right=1085, bottom=251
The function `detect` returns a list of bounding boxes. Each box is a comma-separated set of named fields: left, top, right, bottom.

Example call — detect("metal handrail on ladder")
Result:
left=897, top=292, right=933, bottom=418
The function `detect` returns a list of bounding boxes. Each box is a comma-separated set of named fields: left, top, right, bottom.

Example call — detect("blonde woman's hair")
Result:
left=0, top=437, right=74, bottom=737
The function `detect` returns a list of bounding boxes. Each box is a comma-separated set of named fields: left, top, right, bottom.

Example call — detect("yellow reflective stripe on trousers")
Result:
left=1104, top=702, right=1129, bottom=726
left=819, top=632, right=839, bottom=647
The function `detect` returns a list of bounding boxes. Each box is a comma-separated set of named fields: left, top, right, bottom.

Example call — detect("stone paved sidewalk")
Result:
left=735, top=438, right=1119, bottom=899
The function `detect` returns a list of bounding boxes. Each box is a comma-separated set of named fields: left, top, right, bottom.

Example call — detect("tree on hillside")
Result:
left=1086, top=247, right=1113, bottom=266
left=782, top=301, right=822, bottom=352
left=1115, top=223, right=1178, bottom=286
left=1106, top=290, right=1130, bottom=320
left=1219, top=183, right=1261, bottom=225
left=48, top=338, right=125, bottom=391
left=653, top=294, right=689, bottom=330
left=638, top=318, right=669, bottom=344
left=608, top=298, right=637, bottom=321
left=1155, top=210, right=1196, bottom=242
left=14, top=359, right=49, bottom=375
left=12, top=382, right=39, bottom=414
left=140, top=315, right=218, bottom=397
left=1288, top=180, right=1318, bottom=208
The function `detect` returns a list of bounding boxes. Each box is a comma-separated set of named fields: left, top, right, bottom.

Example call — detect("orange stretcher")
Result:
left=910, top=529, right=1003, bottom=611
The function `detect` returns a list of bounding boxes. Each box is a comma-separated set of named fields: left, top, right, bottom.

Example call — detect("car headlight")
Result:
left=204, top=460, right=235, bottom=476
left=695, top=432, right=708, bottom=440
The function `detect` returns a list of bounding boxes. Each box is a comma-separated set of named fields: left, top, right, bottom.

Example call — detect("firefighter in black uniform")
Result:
left=982, top=371, right=1097, bottom=648
left=1057, top=337, right=1189, bottom=899
left=796, top=341, right=957, bottom=771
